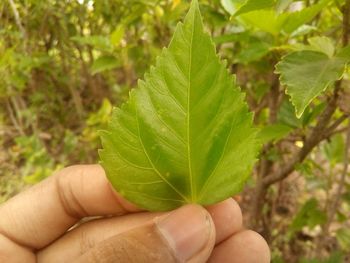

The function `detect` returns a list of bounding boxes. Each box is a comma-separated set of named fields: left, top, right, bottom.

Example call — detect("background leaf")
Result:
left=236, top=40, right=271, bottom=64
left=336, top=228, right=350, bottom=252
left=323, top=134, right=345, bottom=166
left=308, top=36, right=335, bottom=57
left=91, top=56, right=121, bottom=75
left=258, top=123, right=293, bottom=143
left=239, top=10, right=288, bottom=35
left=71, top=35, right=112, bottom=52
left=99, top=0, right=257, bottom=211
left=238, top=0, right=330, bottom=35
left=275, top=50, right=349, bottom=117
left=235, top=0, right=275, bottom=16
left=220, top=0, right=240, bottom=15
left=282, top=0, right=331, bottom=34
left=110, top=25, right=125, bottom=46
left=290, top=198, right=327, bottom=233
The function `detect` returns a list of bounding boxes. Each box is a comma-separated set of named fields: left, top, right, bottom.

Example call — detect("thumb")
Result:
left=76, top=204, right=215, bottom=263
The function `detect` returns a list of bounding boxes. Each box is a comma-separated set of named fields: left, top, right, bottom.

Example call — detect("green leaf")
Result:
left=282, top=0, right=331, bottom=34
left=235, top=0, right=275, bottom=16
left=275, top=50, right=349, bottom=118
left=238, top=0, right=330, bottom=36
left=276, top=0, right=293, bottom=12
left=323, top=134, right=345, bottom=166
left=91, top=56, right=121, bottom=75
left=337, top=45, right=350, bottom=60
left=290, top=198, right=327, bottom=233
left=277, top=100, right=302, bottom=128
left=110, top=25, right=125, bottom=46
left=308, top=36, right=335, bottom=58
left=236, top=40, right=271, bottom=64
left=240, top=10, right=288, bottom=35
left=99, top=0, right=258, bottom=211
left=213, top=32, right=250, bottom=44
left=258, top=123, right=293, bottom=143
left=71, top=35, right=112, bottom=52
left=301, top=102, right=326, bottom=126
left=221, top=0, right=243, bottom=15
left=290, top=25, right=318, bottom=38
left=87, top=99, right=113, bottom=126
left=336, top=228, right=350, bottom=252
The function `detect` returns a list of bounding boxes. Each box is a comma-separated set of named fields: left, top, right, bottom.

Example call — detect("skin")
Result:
left=0, top=164, right=270, bottom=262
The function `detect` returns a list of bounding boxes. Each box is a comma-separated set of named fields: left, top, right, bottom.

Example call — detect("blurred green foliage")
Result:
left=1, top=0, right=350, bottom=262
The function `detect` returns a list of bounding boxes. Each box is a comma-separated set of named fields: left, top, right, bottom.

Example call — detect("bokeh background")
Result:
left=1, top=0, right=350, bottom=262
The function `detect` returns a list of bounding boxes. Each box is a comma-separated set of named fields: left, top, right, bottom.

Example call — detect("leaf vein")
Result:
left=198, top=115, right=235, bottom=200
left=135, top=104, right=190, bottom=202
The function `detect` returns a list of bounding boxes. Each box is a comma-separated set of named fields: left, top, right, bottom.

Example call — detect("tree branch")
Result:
left=342, top=0, right=350, bottom=46
left=324, top=114, right=348, bottom=135
left=262, top=93, right=338, bottom=186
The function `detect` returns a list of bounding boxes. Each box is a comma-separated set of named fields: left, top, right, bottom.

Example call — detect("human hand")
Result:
left=0, top=165, right=270, bottom=262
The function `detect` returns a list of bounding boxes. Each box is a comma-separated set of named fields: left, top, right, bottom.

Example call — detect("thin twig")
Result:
left=325, top=127, right=349, bottom=138
left=5, top=99, right=25, bottom=136
left=7, top=0, right=26, bottom=38
left=325, top=114, right=348, bottom=133
left=324, top=119, right=350, bottom=233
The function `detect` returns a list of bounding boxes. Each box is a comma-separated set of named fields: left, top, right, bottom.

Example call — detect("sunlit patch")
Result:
left=295, top=141, right=304, bottom=148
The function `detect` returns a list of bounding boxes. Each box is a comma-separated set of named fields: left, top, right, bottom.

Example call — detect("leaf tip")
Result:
left=295, top=107, right=306, bottom=119
left=190, top=0, right=199, bottom=8
left=188, top=0, right=200, bottom=17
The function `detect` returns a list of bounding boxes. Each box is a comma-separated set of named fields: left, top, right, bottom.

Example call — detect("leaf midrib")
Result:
left=187, top=10, right=195, bottom=202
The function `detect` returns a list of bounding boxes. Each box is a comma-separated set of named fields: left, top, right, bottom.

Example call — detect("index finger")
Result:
left=0, top=164, right=140, bottom=250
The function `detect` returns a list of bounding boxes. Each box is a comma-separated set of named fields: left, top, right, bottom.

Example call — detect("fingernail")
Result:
left=156, top=205, right=211, bottom=261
